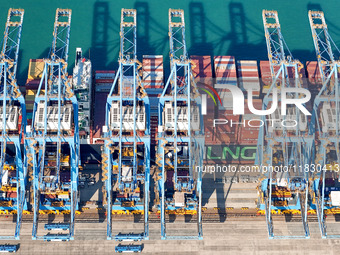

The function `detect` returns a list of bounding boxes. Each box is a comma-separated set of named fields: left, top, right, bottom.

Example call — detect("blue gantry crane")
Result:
left=102, top=9, right=151, bottom=241
left=309, top=11, right=340, bottom=238
left=26, top=9, right=79, bottom=241
left=0, top=8, right=27, bottom=240
left=156, top=9, right=204, bottom=240
left=256, top=10, right=312, bottom=239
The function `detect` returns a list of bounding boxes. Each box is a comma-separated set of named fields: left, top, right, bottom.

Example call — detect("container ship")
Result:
left=0, top=7, right=340, bottom=249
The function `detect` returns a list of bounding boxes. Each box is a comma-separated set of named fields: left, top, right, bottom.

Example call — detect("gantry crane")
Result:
left=156, top=9, right=204, bottom=240
left=309, top=11, right=340, bottom=238
left=26, top=9, right=79, bottom=241
left=0, top=8, right=26, bottom=240
left=102, top=9, right=150, bottom=241
left=256, top=10, right=312, bottom=239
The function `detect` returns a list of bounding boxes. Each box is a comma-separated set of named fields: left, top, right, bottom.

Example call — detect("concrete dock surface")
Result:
left=1, top=220, right=340, bottom=254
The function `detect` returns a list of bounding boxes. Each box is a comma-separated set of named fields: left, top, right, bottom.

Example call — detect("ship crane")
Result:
left=256, top=10, right=312, bottom=239
left=0, top=8, right=27, bottom=240
left=102, top=9, right=151, bottom=241
left=157, top=9, right=204, bottom=240
left=309, top=11, right=340, bottom=238
left=26, top=9, right=80, bottom=241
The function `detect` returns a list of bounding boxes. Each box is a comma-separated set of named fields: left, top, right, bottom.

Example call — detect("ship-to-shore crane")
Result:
left=256, top=10, right=312, bottom=239
left=102, top=9, right=151, bottom=241
left=309, top=10, right=340, bottom=238
left=26, top=9, right=80, bottom=241
left=157, top=9, right=204, bottom=240
left=0, top=8, right=27, bottom=240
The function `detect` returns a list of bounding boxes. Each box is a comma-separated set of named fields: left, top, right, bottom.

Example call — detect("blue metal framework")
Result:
left=157, top=9, right=204, bottom=240
left=256, top=10, right=312, bottom=239
left=309, top=11, right=340, bottom=238
left=26, top=9, right=79, bottom=241
left=102, top=9, right=151, bottom=241
left=0, top=8, right=27, bottom=240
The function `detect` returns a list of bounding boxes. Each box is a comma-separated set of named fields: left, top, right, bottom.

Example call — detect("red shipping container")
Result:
left=45, top=194, right=57, bottom=199
left=95, top=79, right=114, bottom=84
left=214, top=56, right=237, bottom=78
left=237, top=99, right=262, bottom=145
left=93, top=92, right=109, bottom=139
left=117, top=193, right=128, bottom=199
left=237, top=72, right=259, bottom=78
left=143, top=55, right=164, bottom=89
left=237, top=60, right=259, bottom=76
left=213, top=110, right=239, bottom=144
left=238, top=130, right=259, bottom=145
left=7, top=191, right=17, bottom=198
left=96, top=70, right=115, bottom=73
left=191, top=55, right=212, bottom=79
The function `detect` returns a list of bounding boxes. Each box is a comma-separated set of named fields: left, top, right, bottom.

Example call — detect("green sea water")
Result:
left=1, top=0, right=340, bottom=85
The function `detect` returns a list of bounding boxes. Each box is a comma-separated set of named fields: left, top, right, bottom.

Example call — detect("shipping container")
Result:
left=238, top=117, right=261, bottom=145
left=211, top=110, right=239, bottom=144
left=6, top=191, right=17, bottom=198
left=93, top=92, right=109, bottom=142
left=95, top=70, right=115, bottom=80
left=306, top=61, right=322, bottom=84
left=143, top=55, right=164, bottom=90
left=26, top=79, right=41, bottom=90
left=45, top=194, right=57, bottom=199
left=94, top=71, right=115, bottom=93
left=306, top=61, right=323, bottom=95
left=216, top=88, right=237, bottom=111
left=236, top=60, right=261, bottom=98
left=191, top=55, right=213, bottom=80
left=214, top=56, right=237, bottom=87
left=116, top=193, right=128, bottom=199
left=238, top=99, right=262, bottom=145
left=28, top=59, right=44, bottom=80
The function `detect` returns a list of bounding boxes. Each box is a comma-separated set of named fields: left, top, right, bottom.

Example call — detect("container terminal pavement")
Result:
left=0, top=6, right=340, bottom=255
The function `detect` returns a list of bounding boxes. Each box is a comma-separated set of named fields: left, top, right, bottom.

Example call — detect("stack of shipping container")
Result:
left=306, top=61, right=323, bottom=95
left=191, top=55, right=213, bottom=84
left=25, top=59, right=45, bottom=124
left=236, top=60, right=261, bottom=98
left=142, top=55, right=164, bottom=94
left=236, top=60, right=262, bottom=145
left=214, top=56, right=239, bottom=144
left=190, top=56, right=213, bottom=145
left=22, top=54, right=323, bottom=166
left=142, top=55, right=164, bottom=146
left=92, top=71, right=115, bottom=143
